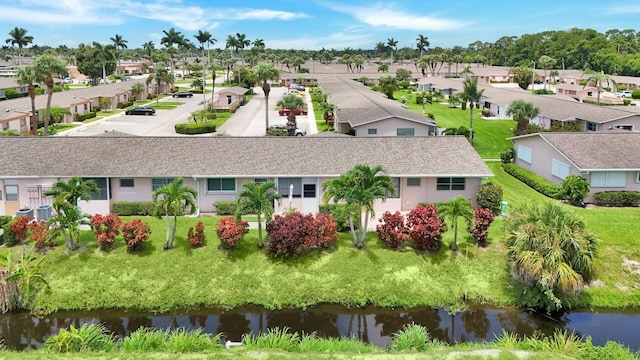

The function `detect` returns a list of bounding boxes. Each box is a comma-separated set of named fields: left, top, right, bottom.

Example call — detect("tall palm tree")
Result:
left=375, top=41, right=386, bottom=61
left=386, top=38, right=398, bottom=63
left=506, top=99, right=540, bottom=136
left=537, top=55, right=556, bottom=91
left=92, top=42, right=116, bottom=84
left=152, top=177, right=198, bottom=250
left=504, top=202, right=597, bottom=312
left=208, top=62, right=220, bottom=106
left=160, top=27, right=184, bottom=74
left=416, top=34, right=429, bottom=58
left=322, top=164, right=396, bottom=248
left=236, top=33, right=251, bottom=64
left=5, top=27, right=33, bottom=66
left=439, top=196, right=473, bottom=251
left=32, top=54, right=67, bottom=136
left=236, top=181, right=282, bottom=247
left=460, top=78, right=484, bottom=146
left=583, top=70, right=615, bottom=104
left=194, top=30, right=215, bottom=108
left=16, top=65, right=41, bottom=133
left=110, top=34, right=128, bottom=71
left=145, top=67, right=175, bottom=104
left=252, top=62, right=280, bottom=131
left=142, top=41, right=155, bottom=61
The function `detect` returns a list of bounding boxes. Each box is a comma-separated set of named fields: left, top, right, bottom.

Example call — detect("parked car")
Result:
left=271, top=124, right=306, bottom=136
left=285, top=89, right=306, bottom=97
left=615, top=91, right=632, bottom=98
left=125, top=106, right=156, bottom=115
left=288, top=84, right=305, bottom=92
left=533, top=79, right=543, bottom=84
left=172, top=91, right=193, bottom=98
left=279, top=108, right=308, bottom=116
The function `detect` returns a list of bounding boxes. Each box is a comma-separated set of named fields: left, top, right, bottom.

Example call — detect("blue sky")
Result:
left=1, top=0, right=639, bottom=50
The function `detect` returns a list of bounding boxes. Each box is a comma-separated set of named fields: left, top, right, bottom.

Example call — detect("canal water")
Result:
left=1, top=304, right=638, bottom=351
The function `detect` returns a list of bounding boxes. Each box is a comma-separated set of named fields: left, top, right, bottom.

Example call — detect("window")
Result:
left=396, top=128, right=415, bottom=137
left=517, top=144, right=532, bottom=164
left=207, top=178, right=236, bottom=192
left=152, top=178, right=176, bottom=191
left=303, top=184, right=316, bottom=198
left=586, top=122, right=597, bottom=131
left=437, top=177, right=465, bottom=191
left=637, top=172, right=640, bottom=183
left=386, top=177, right=400, bottom=198
left=614, top=125, right=634, bottom=131
left=2, top=123, right=8, bottom=131
left=254, top=178, right=268, bottom=184
left=407, top=178, right=421, bottom=186
left=84, top=177, right=108, bottom=200
left=551, top=159, right=571, bottom=180
left=368, top=128, right=377, bottom=135
left=590, top=172, right=626, bottom=188
left=4, top=185, right=17, bottom=201
left=278, top=178, right=302, bottom=197
left=84, top=104, right=88, bottom=111
left=120, top=178, right=134, bottom=188
left=20, top=119, right=26, bottom=127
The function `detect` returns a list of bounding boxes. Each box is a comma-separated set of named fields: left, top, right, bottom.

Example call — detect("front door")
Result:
left=302, top=183, right=318, bottom=214
left=3, top=184, right=19, bottom=216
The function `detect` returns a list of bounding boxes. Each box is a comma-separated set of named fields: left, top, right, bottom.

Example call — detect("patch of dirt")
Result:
left=616, top=284, right=629, bottom=292
left=586, top=279, right=604, bottom=288
left=622, top=257, right=640, bottom=276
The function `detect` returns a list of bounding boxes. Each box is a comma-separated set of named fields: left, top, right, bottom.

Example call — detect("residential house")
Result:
left=554, top=83, right=621, bottom=104
left=0, top=136, right=492, bottom=221
left=213, top=87, right=250, bottom=110
left=0, top=78, right=29, bottom=99
left=509, top=132, right=640, bottom=203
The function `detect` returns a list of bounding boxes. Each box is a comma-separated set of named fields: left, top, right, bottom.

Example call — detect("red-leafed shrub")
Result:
left=121, top=219, right=151, bottom=252
left=266, top=211, right=338, bottom=258
left=376, top=211, right=409, bottom=249
left=469, top=207, right=496, bottom=247
left=406, top=204, right=446, bottom=252
left=4, top=216, right=30, bottom=246
left=91, top=213, right=122, bottom=251
left=27, top=220, right=52, bottom=249
left=187, top=221, right=206, bottom=248
left=215, top=216, right=249, bottom=249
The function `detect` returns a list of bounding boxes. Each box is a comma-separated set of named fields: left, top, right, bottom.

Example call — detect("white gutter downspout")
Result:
left=191, top=177, right=200, bottom=217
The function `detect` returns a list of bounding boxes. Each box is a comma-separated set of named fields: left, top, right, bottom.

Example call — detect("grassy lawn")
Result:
left=393, top=90, right=515, bottom=159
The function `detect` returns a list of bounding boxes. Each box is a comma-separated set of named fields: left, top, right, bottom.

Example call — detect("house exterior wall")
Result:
left=354, top=118, right=432, bottom=137
left=513, top=136, right=580, bottom=185
left=601, top=116, right=640, bottom=131
left=584, top=171, right=640, bottom=203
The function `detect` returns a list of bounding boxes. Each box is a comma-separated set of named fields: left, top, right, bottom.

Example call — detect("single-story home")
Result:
left=0, top=136, right=492, bottom=221
left=213, top=87, right=249, bottom=110
left=509, top=132, right=640, bottom=203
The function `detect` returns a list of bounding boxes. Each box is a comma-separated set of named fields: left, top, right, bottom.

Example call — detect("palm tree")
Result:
left=538, top=55, right=556, bottom=91
left=92, top=42, right=116, bottom=84
left=322, top=164, right=396, bottom=248
left=416, top=34, right=429, bottom=58
left=47, top=200, right=91, bottom=251
left=5, top=27, right=33, bottom=66
left=49, top=106, right=71, bottom=124
left=506, top=100, right=540, bottom=136
left=583, top=70, right=615, bottom=104
left=146, top=67, right=175, bottom=104
left=142, top=41, right=155, bottom=61
left=387, top=38, right=398, bottom=63
left=252, top=62, right=280, bottom=131
left=160, top=27, right=184, bottom=73
left=236, top=181, right=282, bottom=247
left=110, top=34, right=128, bottom=71
left=374, top=42, right=386, bottom=61
left=459, top=78, right=484, bottom=146
left=16, top=65, right=41, bottom=133
left=152, top=177, right=198, bottom=250
left=44, top=176, right=99, bottom=208
left=130, top=82, right=145, bottom=100
left=504, top=202, right=597, bottom=312
left=32, top=54, right=67, bottom=136
left=208, top=62, right=220, bottom=106
left=439, top=196, right=473, bottom=251
left=236, top=33, right=251, bottom=64
left=194, top=30, right=216, bottom=109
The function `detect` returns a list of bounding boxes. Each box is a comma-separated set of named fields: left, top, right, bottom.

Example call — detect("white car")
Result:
left=615, top=91, right=632, bottom=98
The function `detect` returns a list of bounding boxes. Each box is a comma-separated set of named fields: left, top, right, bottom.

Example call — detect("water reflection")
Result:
left=0, top=305, right=638, bottom=352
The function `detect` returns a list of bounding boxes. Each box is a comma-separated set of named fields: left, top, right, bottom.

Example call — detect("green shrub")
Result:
left=623, top=99, right=631, bottom=106
left=500, top=148, right=514, bottom=163
left=319, top=203, right=358, bottom=232
left=213, top=201, right=237, bottom=216
left=580, top=338, right=638, bottom=360
left=174, top=122, right=216, bottom=134
left=0, top=215, right=12, bottom=228
left=390, top=324, right=437, bottom=352
left=594, top=191, right=640, bottom=207
left=476, top=181, right=504, bottom=215
left=4, top=88, right=27, bottom=99
left=44, top=324, right=116, bottom=352
left=111, top=201, right=156, bottom=216
left=266, top=125, right=288, bottom=136
left=632, top=89, right=640, bottom=99
left=502, top=163, right=563, bottom=199
left=74, top=112, right=97, bottom=122
left=561, top=175, right=590, bottom=206
left=35, top=87, right=45, bottom=95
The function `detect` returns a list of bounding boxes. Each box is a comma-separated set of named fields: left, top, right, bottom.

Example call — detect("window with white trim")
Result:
left=278, top=178, right=302, bottom=197
left=152, top=178, right=177, bottom=191
left=551, top=159, right=571, bottom=180
left=84, top=177, right=108, bottom=200
left=207, top=178, right=236, bottom=192
left=590, top=172, right=627, bottom=188
left=120, top=178, right=134, bottom=188
left=517, top=144, right=532, bottom=164
left=368, top=128, right=377, bottom=135
left=397, top=128, right=415, bottom=137
left=407, top=178, right=421, bottom=186
left=385, top=177, right=401, bottom=198
left=586, top=122, right=597, bottom=131
left=437, top=177, right=465, bottom=191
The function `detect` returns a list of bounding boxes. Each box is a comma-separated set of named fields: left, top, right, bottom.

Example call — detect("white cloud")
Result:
left=269, top=32, right=373, bottom=51
left=322, top=1, right=467, bottom=31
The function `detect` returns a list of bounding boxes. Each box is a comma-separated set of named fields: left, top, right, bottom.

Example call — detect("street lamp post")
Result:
left=531, top=61, right=536, bottom=90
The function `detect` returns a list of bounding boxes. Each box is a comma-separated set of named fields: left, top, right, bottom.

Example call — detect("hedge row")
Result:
left=502, top=163, right=563, bottom=199
left=594, top=191, right=640, bottom=207
left=75, top=112, right=97, bottom=122
left=111, top=201, right=156, bottom=216
left=175, top=122, right=216, bottom=135
left=213, top=201, right=237, bottom=216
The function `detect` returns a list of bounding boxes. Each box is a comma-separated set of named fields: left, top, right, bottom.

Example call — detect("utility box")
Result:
left=16, top=208, right=34, bottom=221
left=37, top=205, right=53, bottom=221
left=500, top=201, right=509, bottom=216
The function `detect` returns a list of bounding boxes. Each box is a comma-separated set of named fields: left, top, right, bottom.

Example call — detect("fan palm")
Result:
left=583, top=70, right=615, bottom=104
left=146, top=67, right=175, bottom=104
left=507, top=100, right=539, bottom=136
left=236, top=181, right=282, bottom=247
left=439, top=196, right=473, bottom=251
left=16, top=65, right=42, bottom=133
left=152, top=177, right=198, bottom=250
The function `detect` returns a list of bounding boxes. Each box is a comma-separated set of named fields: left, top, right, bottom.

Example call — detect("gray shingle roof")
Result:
left=0, top=136, right=491, bottom=178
